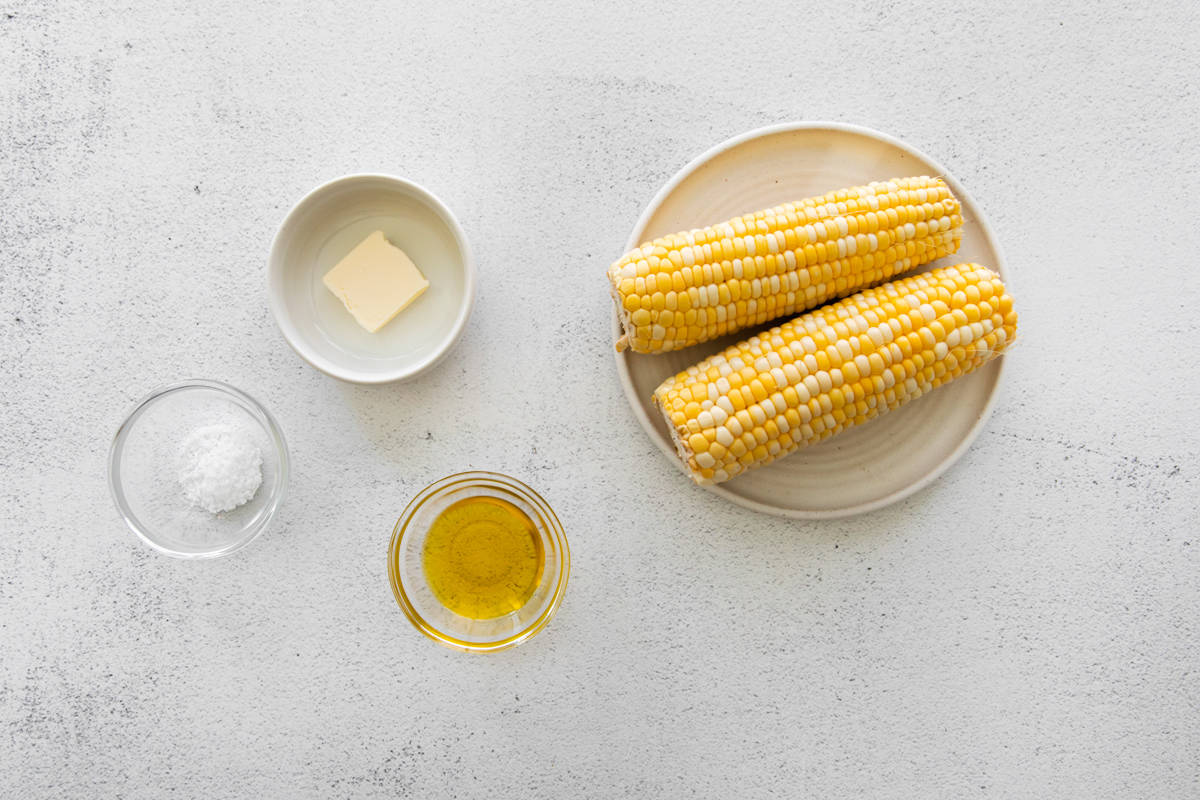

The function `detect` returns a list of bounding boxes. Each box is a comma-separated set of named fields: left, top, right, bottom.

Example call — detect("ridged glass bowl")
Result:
left=388, top=471, right=569, bottom=652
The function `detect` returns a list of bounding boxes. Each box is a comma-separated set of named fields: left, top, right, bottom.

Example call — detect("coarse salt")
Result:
left=177, top=423, right=263, bottom=513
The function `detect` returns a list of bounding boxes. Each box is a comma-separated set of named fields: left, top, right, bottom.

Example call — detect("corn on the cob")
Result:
left=653, top=263, right=1016, bottom=485
left=610, top=176, right=964, bottom=354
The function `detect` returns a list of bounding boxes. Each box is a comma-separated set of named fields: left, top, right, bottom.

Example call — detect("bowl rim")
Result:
left=388, top=470, right=570, bottom=653
left=266, top=172, right=477, bottom=384
left=611, top=120, right=1010, bottom=519
left=107, top=379, right=290, bottom=559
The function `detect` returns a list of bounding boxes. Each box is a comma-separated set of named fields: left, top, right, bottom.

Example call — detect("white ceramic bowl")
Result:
left=614, top=122, right=1010, bottom=518
left=268, top=174, right=475, bottom=383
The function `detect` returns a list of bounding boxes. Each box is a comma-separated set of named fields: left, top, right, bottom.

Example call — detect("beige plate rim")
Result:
left=611, top=121, right=1008, bottom=519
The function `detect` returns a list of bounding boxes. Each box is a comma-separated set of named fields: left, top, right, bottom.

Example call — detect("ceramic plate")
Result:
left=613, top=122, right=1009, bottom=518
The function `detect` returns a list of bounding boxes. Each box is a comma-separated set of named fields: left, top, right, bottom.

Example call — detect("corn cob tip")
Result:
left=652, top=389, right=711, bottom=485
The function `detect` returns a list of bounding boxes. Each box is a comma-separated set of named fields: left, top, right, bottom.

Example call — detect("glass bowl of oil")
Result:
left=388, top=471, right=569, bottom=652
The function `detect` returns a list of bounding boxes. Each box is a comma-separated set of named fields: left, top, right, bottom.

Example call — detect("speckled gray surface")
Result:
left=2, top=1, right=1198, bottom=797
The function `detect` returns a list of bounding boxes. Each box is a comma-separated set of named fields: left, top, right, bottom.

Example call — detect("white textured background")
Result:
left=2, top=1, right=1198, bottom=797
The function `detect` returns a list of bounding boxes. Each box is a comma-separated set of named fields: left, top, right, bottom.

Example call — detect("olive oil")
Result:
left=421, top=496, right=544, bottom=620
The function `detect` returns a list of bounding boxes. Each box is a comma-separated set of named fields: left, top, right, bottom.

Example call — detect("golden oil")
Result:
left=421, top=495, right=544, bottom=620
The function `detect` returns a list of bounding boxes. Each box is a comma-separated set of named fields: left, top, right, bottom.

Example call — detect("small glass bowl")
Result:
left=108, top=380, right=289, bottom=558
left=389, top=471, right=569, bottom=652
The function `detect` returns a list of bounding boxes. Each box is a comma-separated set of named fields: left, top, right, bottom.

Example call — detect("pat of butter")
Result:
left=322, top=231, right=430, bottom=333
